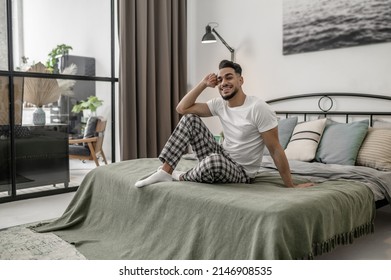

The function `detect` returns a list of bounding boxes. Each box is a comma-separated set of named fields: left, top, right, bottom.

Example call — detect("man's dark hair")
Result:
left=219, top=60, right=242, bottom=75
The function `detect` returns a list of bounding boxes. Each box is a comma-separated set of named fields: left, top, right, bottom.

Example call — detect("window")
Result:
left=0, top=0, right=118, bottom=203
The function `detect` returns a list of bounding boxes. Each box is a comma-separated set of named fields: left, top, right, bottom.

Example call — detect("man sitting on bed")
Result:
left=135, top=60, right=313, bottom=188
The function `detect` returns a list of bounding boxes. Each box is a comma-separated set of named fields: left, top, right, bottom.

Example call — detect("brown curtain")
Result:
left=118, top=0, right=187, bottom=160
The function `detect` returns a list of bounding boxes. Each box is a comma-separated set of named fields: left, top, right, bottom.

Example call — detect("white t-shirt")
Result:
left=207, top=96, right=277, bottom=177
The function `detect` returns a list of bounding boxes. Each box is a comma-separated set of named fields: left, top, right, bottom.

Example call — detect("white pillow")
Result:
left=284, top=118, right=327, bottom=162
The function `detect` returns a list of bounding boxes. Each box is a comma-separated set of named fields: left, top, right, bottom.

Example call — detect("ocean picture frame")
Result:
left=283, top=0, right=391, bottom=55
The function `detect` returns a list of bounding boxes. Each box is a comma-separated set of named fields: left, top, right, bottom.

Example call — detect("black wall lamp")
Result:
left=201, top=22, right=235, bottom=61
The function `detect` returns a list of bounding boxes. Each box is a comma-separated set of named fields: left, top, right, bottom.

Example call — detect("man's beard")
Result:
left=221, top=89, right=238, bottom=101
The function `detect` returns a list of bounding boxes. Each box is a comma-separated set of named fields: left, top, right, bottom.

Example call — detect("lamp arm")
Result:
left=212, top=28, right=234, bottom=53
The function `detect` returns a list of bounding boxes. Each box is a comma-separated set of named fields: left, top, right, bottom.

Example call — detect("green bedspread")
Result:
left=33, top=158, right=376, bottom=259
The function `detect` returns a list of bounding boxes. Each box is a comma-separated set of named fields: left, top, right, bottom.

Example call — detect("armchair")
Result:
left=69, top=116, right=108, bottom=166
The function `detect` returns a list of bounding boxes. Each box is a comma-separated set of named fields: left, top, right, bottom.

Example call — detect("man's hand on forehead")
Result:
left=205, top=73, right=218, bottom=88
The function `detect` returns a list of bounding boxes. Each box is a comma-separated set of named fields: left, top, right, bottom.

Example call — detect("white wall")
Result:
left=21, top=0, right=111, bottom=77
left=188, top=0, right=391, bottom=134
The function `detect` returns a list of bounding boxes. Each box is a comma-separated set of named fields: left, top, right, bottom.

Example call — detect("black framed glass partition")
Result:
left=0, top=0, right=7, bottom=71
left=0, top=0, right=117, bottom=203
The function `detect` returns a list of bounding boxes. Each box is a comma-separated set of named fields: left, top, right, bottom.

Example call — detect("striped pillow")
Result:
left=356, top=128, right=391, bottom=171
left=284, top=118, right=327, bottom=161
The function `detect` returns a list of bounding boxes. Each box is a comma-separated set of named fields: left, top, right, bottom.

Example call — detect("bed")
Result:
left=33, top=93, right=391, bottom=260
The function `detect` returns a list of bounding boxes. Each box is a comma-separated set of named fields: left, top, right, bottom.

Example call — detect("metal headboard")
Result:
left=267, top=92, right=391, bottom=208
left=266, top=92, right=391, bottom=126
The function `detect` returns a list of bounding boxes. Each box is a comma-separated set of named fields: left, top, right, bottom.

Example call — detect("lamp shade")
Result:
left=201, top=25, right=217, bottom=43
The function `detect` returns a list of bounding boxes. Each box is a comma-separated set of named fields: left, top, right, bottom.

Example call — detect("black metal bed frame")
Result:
left=267, top=92, right=391, bottom=126
left=266, top=92, right=391, bottom=209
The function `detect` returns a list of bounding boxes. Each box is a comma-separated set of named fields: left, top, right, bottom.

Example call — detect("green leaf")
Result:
left=71, top=95, right=104, bottom=113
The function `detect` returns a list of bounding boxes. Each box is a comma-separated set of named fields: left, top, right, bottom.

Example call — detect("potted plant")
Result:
left=72, top=96, right=104, bottom=119
left=45, top=44, right=73, bottom=73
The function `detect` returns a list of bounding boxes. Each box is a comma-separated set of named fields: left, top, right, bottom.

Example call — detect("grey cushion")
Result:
left=264, top=116, right=298, bottom=155
left=84, top=116, right=98, bottom=138
left=69, top=145, right=91, bottom=156
left=83, top=116, right=98, bottom=147
left=315, top=119, right=369, bottom=165
left=278, top=117, right=298, bottom=149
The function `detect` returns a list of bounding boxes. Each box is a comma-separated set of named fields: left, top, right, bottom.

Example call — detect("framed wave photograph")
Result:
left=283, top=0, right=391, bottom=55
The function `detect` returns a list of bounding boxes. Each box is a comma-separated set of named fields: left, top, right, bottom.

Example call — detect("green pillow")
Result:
left=315, top=119, right=369, bottom=165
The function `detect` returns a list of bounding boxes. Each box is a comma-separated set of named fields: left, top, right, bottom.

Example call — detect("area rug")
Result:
left=0, top=222, right=86, bottom=260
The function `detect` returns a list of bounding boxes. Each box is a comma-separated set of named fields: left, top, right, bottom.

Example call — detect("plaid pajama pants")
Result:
left=159, top=114, right=251, bottom=184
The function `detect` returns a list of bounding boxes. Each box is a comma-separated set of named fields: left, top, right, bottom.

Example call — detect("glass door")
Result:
left=0, top=0, right=117, bottom=203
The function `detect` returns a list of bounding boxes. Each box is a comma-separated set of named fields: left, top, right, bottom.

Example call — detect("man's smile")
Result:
left=221, top=85, right=232, bottom=94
